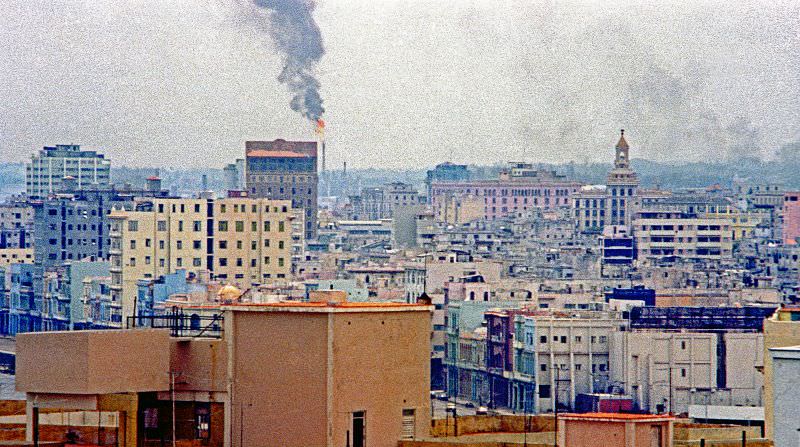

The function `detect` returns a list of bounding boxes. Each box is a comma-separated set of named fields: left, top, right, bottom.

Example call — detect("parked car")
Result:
left=476, top=406, right=489, bottom=415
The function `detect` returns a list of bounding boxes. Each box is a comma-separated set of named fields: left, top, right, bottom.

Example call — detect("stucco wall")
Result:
left=16, top=329, right=170, bottom=394
left=332, top=310, right=431, bottom=447
left=228, top=311, right=329, bottom=447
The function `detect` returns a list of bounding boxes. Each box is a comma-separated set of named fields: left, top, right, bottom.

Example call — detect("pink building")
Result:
left=558, top=413, right=674, bottom=447
left=783, top=192, right=800, bottom=245
left=429, top=163, right=582, bottom=221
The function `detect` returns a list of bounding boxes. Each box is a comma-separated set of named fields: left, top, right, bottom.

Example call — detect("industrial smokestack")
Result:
left=252, top=0, right=325, bottom=122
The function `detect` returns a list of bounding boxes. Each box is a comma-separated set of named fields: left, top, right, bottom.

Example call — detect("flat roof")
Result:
left=222, top=301, right=432, bottom=313
left=559, top=412, right=674, bottom=422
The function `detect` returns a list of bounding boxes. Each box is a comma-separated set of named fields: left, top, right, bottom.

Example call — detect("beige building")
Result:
left=763, top=307, right=800, bottom=440
left=633, top=211, right=733, bottom=265
left=109, top=197, right=297, bottom=320
left=0, top=248, right=33, bottom=267
left=16, top=297, right=432, bottom=447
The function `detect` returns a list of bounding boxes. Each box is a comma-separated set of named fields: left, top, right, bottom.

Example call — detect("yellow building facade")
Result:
left=109, top=198, right=298, bottom=321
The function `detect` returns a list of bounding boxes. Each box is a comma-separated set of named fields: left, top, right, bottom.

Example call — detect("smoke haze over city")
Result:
left=1, top=0, right=799, bottom=168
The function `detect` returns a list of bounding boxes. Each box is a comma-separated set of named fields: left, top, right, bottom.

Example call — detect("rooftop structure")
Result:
left=16, top=297, right=433, bottom=447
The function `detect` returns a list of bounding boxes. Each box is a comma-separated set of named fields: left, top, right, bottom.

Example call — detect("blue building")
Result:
left=605, top=285, right=656, bottom=307
left=7, top=264, right=37, bottom=335
left=304, top=279, right=369, bottom=302
left=136, top=270, right=200, bottom=319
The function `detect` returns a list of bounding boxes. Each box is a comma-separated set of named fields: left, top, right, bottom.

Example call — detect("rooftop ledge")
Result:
left=221, top=302, right=433, bottom=313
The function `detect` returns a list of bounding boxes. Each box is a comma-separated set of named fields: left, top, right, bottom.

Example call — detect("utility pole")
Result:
left=170, top=371, right=177, bottom=447
left=553, top=367, right=559, bottom=447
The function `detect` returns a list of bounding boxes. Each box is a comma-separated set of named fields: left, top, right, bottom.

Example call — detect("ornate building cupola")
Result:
left=615, top=129, right=630, bottom=169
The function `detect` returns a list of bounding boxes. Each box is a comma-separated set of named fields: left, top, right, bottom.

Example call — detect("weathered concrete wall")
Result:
left=399, top=442, right=549, bottom=447
left=673, top=424, right=761, bottom=441
left=430, top=415, right=554, bottom=437
left=673, top=440, right=771, bottom=447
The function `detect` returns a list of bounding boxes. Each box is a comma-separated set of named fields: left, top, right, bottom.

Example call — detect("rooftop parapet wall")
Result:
left=16, top=329, right=170, bottom=394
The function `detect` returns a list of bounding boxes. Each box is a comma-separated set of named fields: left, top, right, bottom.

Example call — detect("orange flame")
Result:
left=315, top=118, right=326, bottom=135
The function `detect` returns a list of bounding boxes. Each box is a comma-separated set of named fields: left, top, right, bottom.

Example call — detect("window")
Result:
left=145, top=256, right=151, bottom=265
left=159, top=259, right=165, bottom=267
left=193, top=258, right=202, bottom=267
left=575, top=336, right=582, bottom=343
left=157, top=220, right=167, bottom=231
left=177, top=258, right=183, bottom=267
left=193, top=221, right=202, bottom=232
left=236, top=240, right=242, bottom=249
left=236, top=258, right=243, bottom=267
left=278, top=257, right=284, bottom=267
left=681, top=368, right=687, bottom=377
left=591, top=336, right=597, bottom=344
left=540, top=364, right=547, bottom=371
left=251, top=222, right=257, bottom=232
left=681, top=341, right=687, bottom=350
left=560, top=336, right=567, bottom=343
left=129, top=258, right=136, bottom=267
left=264, top=221, right=271, bottom=231
left=251, top=241, right=257, bottom=250
left=219, top=258, right=228, bottom=267
left=264, top=239, right=270, bottom=248
left=130, top=240, right=136, bottom=249
left=128, top=220, right=139, bottom=231
left=352, top=411, right=366, bottom=447
left=599, top=336, right=607, bottom=343
left=401, top=409, right=415, bottom=440
left=540, top=335, right=547, bottom=343
left=235, top=221, right=244, bottom=232
left=278, top=221, right=285, bottom=232
left=177, top=240, right=183, bottom=250
left=193, top=240, right=201, bottom=249
left=145, top=238, right=151, bottom=247
left=575, top=364, right=582, bottom=371
left=219, top=240, right=227, bottom=249
left=278, top=241, right=284, bottom=249
left=159, top=240, right=165, bottom=250
left=178, top=221, right=184, bottom=231
left=218, top=221, right=228, bottom=232
left=539, top=385, right=551, bottom=399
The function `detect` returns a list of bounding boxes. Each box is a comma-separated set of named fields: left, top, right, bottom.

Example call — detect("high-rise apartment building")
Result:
left=782, top=192, right=800, bottom=245
left=26, top=144, right=111, bottom=198
left=245, top=140, right=318, bottom=240
left=108, top=197, right=298, bottom=320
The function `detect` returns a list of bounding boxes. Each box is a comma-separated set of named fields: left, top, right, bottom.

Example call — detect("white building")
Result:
left=769, top=345, right=800, bottom=447
left=26, top=144, right=111, bottom=198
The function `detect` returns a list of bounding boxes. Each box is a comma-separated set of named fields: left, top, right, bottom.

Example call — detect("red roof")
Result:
left=247, top=150, right=312, bottom=158
left=560, top=412, right=673, bottom=421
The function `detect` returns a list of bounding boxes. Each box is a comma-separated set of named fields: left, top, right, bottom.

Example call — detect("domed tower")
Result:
left=606, top=130, right=639, bottom=226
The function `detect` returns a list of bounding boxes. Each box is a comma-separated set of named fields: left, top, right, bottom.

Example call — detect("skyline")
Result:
left=1, top=0, right=799, bottom=169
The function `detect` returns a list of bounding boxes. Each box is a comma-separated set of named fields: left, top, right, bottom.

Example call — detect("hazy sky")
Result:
left=1, top=0, right=799, bottom=169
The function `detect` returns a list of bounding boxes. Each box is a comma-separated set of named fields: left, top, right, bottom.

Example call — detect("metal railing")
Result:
left=127, top=310, right=224, bottom=339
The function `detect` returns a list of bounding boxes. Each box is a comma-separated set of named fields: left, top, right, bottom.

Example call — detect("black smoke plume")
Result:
left=254, top=0, right=325, bottom=121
